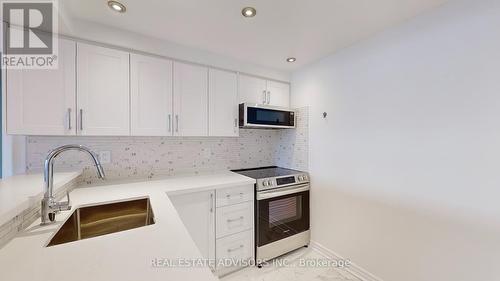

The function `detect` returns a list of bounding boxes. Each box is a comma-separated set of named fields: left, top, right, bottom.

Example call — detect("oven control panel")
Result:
left=257, top=173, right=309, bottom=191
left=276, top=176, right=295, bottom=186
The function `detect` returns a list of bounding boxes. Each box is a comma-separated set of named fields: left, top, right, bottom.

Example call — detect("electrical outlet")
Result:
left=98, top=151, right=111, bottom=164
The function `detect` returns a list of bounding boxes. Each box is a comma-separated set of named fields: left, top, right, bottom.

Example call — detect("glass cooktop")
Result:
left=232, top=166, right=304, bottom=179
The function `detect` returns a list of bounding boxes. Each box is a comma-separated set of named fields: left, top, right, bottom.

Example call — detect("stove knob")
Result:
left=303, top=175, right=308, bottom=181
left=298, top=176, right=304, bottom=181
left=263, top=181, right=268, bottom=187
left=269, top=181, right=274, bottom=186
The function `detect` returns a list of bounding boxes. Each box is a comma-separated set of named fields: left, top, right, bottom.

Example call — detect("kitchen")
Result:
left=1, top=1, right=500, bottom=281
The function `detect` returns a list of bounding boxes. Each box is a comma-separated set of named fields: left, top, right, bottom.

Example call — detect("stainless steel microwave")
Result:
left=239, top=103, right=296, bottom=129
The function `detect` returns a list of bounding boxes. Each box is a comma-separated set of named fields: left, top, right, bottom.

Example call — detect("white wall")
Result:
left=291, top=0, right=500, bottom=280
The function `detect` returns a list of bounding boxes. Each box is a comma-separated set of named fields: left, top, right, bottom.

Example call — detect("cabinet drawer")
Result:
left=216, top=229, right=254, bottom=276
left=216, top=201, right=253, bottom=238
left=216, top=185, right=253, bottom=207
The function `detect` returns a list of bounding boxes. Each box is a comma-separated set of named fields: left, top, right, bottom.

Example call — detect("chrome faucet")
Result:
left=41, top=145, right=106, bottom=225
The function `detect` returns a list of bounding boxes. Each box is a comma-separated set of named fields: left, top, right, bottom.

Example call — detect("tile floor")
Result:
left=221, top=247, right=361, bottom=281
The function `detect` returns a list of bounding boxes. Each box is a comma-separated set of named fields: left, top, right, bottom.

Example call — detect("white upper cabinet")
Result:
left=6, top=38, right=288, bottom=137
left=77, top=43, right=130, bottom=136
left=266, top=80, right=290, bottom=108
left=209, top=68, right=238, bottom=137
left=7, top=38, right=76, bottom=135
left=238, top=74, right=267, bottom=105
left=238, top=74, right=290, bottom=107
left=130, top=54, right=173, bottom=136
left=173, top=62, right=208, bottom=136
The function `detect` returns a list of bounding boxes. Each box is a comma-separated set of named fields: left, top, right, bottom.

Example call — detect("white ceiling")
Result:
left=60, top=0, right=448, bottom=72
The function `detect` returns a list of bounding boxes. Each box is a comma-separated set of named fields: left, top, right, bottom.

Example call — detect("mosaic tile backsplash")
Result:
left=26, top=108, right=309, bottom=183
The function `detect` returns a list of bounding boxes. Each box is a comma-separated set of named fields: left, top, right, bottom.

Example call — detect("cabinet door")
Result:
left=266, top=80, right=290, bottom=107
left=77, top=43, right=130, bottom=136
left=173, top=62, right=208, bottom=136
left=216, top=229, right=254, bottom=276
left=209, top=68, right=238, bottom=137
left=7, top=38, right=76, bottom=135
left=130, top=54, right=173, bottom=136
left=238, top=74, right=267, bottom=105
left=169, top=190, right=215, bottom=264
left=216, top=201, right=254, bottom=238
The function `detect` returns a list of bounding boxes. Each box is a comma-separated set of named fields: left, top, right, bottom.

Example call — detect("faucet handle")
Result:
left=65, top=191, right=71, bottom=204
left=61, top=191, right=72, bottom=210
left=52, top=191, right=72, bottom=212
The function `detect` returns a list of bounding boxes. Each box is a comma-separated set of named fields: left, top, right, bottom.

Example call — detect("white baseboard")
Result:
left=310, top=241, right=383, bottom=281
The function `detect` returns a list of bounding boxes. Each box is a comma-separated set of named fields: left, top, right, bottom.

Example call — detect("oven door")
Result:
left=256, top=184, right=310, bottom=247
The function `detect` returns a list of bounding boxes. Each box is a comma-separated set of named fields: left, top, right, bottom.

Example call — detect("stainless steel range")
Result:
left=232, top=166, right=310, bottom=266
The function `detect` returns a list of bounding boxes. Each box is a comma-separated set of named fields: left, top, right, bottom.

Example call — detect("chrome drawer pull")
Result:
left=227, top=216, right=244, bottom=223
left=168, top=114, right=172, bottom=132
left=226, top=192, right=245, bottom=198
left=67, top=108, right=72, bottom=130
left=227, top=245, right=244, bottom=253
left=79, top=109, right=83, bottom=131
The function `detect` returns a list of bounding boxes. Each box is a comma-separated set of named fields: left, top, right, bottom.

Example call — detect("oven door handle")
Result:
left=257, top=184, right=310, bottom=200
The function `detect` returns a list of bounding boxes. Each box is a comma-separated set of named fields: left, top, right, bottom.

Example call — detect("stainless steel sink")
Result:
left=47, top=198, right=155, bottom=247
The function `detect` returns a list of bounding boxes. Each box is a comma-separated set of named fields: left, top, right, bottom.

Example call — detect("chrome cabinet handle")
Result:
left=210, top=193, right=214, bottom=213
left=262, top=90, right=267, bottom=104
left=175, top=115, right=179, bottom=133
left=226, top=192, right=244, bottom=198
left=227, top=216, right=244, bottom=223
left=79, top=109, right=83, bottom=131
left=267, top=91, right=271, bottom=104
left=227, top=245, right=244, bottom=253
left=67, top=108, right=72, bottom=130
left=168, top=114, right=172, bottom=132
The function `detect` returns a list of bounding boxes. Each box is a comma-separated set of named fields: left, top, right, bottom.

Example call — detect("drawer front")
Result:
left=216, top=201, right=254, bottom=238
left=216, top=185, right=254, bottom=207
left=216, top=229, right=254, bottom=276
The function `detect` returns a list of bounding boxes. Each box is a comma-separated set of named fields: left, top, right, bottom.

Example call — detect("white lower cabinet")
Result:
left=216, top=229, right=254, bottom=276
left=169, top=190, right=216, bottom=266
left=215, top=185, right=254, bottom=276
left=169, top=184, right=254, bottom=276
left=216, top=201, right=253, bottom=238
left=216, top=185, right=254, bottom=207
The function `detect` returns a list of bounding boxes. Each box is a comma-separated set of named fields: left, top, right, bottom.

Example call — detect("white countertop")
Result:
left=0, top=172, right=82, bottom=226
left=0, top=171, right=255, bottom=281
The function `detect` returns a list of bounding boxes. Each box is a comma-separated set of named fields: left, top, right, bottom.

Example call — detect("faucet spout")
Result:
left=41, top=145, right=106, bottom=225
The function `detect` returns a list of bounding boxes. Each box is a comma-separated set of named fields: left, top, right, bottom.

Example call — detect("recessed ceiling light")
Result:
left=108, top=1, right=126, bottom=13
left=242, top=7, right=256, bottom=18
left=286, top=57, right=297, bottom=63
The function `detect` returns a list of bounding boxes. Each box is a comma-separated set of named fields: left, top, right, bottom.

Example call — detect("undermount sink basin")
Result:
left=47, top=198, right=155, bottom=247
